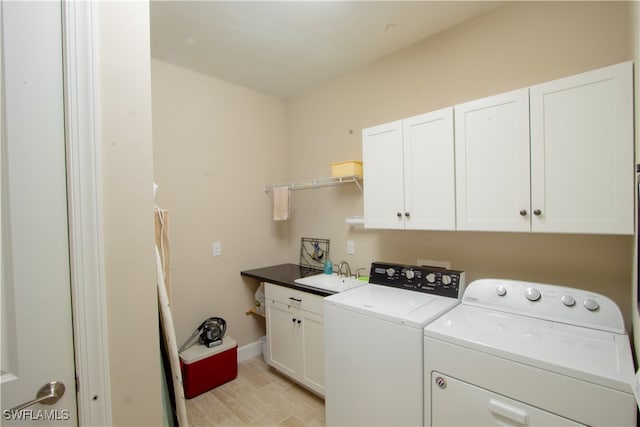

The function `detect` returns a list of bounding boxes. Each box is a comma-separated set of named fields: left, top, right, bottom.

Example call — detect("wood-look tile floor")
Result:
left=185, top=356, right=326, bottom=426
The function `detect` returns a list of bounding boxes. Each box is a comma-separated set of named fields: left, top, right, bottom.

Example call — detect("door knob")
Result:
left=9, top=381, right=66, bottom=412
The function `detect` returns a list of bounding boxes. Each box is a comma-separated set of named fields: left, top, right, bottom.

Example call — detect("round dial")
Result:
left=441, top=275, right=452, bottom=285
left=386, top=268, right=395, bottom=278
left=496, top=286, right=507, bottom=297
left=405, top=270, right=415, bottom=280
left=583, top=298, right=599, bottom=311
left=525, top=287, right=541, bottom=302
left=561, top=295, right=576, bottom=307
left=426, top=273, right=436, bottom=283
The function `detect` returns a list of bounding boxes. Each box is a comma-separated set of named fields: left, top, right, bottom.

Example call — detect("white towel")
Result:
left=273, top=186, right=290, bottom=221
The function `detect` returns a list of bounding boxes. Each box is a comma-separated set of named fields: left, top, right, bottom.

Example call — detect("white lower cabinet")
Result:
left=265, top=282, right=325, bottom=396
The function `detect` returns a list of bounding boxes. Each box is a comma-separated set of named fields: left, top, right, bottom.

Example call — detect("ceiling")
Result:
left=150, top=1, right=504, bottom=98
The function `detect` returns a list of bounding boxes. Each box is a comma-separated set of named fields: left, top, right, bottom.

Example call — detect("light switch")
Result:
left=212, top=242, right=222, bottom=256
left=347, top=240, right=355, bottom=255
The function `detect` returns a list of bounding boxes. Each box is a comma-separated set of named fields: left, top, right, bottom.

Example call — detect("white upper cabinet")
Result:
left=455, top=61, right=633, bottom=235
left=454, top=89, right=531, bottom=232
left=363, top=108, right=456, bottom=230
left=529, top=61, right=634, bottom=235
left=363, top=61, right=633, bottom=235
left=403, top=109, right=456, bottom=230
left=363, top=120, right=404, bottom=229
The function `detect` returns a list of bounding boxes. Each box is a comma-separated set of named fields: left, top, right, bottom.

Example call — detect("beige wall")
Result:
left=151, top=1, right=637, bottom=351
left=286, top=1, right=636, bottom=328
left=96, top=2, right=163, bottom=425
left=151, top=60, right=288, bottom=346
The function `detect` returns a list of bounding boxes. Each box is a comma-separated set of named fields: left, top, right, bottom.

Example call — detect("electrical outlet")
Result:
left=347, top=240, right=355, bottom=255
left=212, top=242, right=222, bottom=257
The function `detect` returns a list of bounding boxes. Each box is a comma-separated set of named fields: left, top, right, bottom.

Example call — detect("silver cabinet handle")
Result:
left=9, top=381, right=65, bottom=412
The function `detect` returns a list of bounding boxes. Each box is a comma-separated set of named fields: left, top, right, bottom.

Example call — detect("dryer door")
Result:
left=430, top=372, right=585, bottom=426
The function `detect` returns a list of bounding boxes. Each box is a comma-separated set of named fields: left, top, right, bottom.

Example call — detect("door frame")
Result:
left=62, top=2, right=111, bottom=425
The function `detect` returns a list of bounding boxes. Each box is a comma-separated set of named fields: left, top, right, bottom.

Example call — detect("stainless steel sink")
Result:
left=294, top=273, right=366, bottom=293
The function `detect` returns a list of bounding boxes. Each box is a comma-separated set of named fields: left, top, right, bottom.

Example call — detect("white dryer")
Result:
left=324, top=262, right=465, bottom=426
left=423, top=279, right=636, bottom=426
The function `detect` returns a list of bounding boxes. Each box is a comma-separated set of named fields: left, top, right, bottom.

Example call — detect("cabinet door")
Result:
left=530, top=62, right=633, bottom=234
left=265, top=299, right=299, bottom=377
left=363, top=120, right=405, bottom=229
left=403, top=108, right=455, bottom=230
left=299, top=309, right=324, bottom=396
left=455, top=89, right=531, bottom=232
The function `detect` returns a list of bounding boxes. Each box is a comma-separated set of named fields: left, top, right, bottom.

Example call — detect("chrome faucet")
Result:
left=337, top=261, right=352, bottom=278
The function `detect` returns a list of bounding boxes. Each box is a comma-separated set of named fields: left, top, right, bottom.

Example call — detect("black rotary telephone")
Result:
left=179, top=317, right=227, bottom=352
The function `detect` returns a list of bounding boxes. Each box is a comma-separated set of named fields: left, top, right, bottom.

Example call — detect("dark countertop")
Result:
left=240, top=263, right=333, bottom=297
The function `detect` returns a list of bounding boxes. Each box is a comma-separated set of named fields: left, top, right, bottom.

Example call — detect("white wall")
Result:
left=95, top=2, right=163, bottom=425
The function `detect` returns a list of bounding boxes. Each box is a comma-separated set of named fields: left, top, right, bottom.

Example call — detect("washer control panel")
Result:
left=369, top=262, right=465, bottom=299
left=463, top=278, right=625, bottom=333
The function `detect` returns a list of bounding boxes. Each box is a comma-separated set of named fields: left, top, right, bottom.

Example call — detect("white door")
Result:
left=455, top=88, right=531, bottom=232
left=363, top=120, right=405, bottom=229
left=1, top=1, right=78, bottom=425
left=266, top=299, right=299, bottom=378
left=403, top=108, right=455, bottom=230
left=529, top=61, right=634, bottom=235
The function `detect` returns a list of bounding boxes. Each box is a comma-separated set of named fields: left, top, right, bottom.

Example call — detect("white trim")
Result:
left=238, top=339, right=264, bottom=363
left=62, top=1, right=112, bottom=425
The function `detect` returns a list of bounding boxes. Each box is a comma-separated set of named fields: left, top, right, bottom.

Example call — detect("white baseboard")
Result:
left=238, top=339, right=263, bottom=362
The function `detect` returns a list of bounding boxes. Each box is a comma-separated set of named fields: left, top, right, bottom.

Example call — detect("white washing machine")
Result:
left=324, top=262, right=465, bottom=426
left=424, top=279, right=636, bottom=426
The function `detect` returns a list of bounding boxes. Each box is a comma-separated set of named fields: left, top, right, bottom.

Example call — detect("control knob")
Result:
left=525, top=287, right=541, bottom=302
left=441, top=275, right=452, bottom=285
left=386, top=268, right=395, bottom=278
left=561, top=295, right=576, bottom=307
left=405, top=270, right=415, bottom=280
left=583, top=298, right=599, bottom=311
left=496, top=286, right=507, bottom=297
left=426, top=273, right=436, bottom=283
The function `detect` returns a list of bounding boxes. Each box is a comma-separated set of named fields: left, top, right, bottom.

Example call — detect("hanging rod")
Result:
left=264, top=175, right=362, bottom=193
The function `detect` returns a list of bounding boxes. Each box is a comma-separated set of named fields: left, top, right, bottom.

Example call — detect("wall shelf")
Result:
left=345, top=216, right=364, bottom=225
left=264, top=175, right=362, bottom=193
